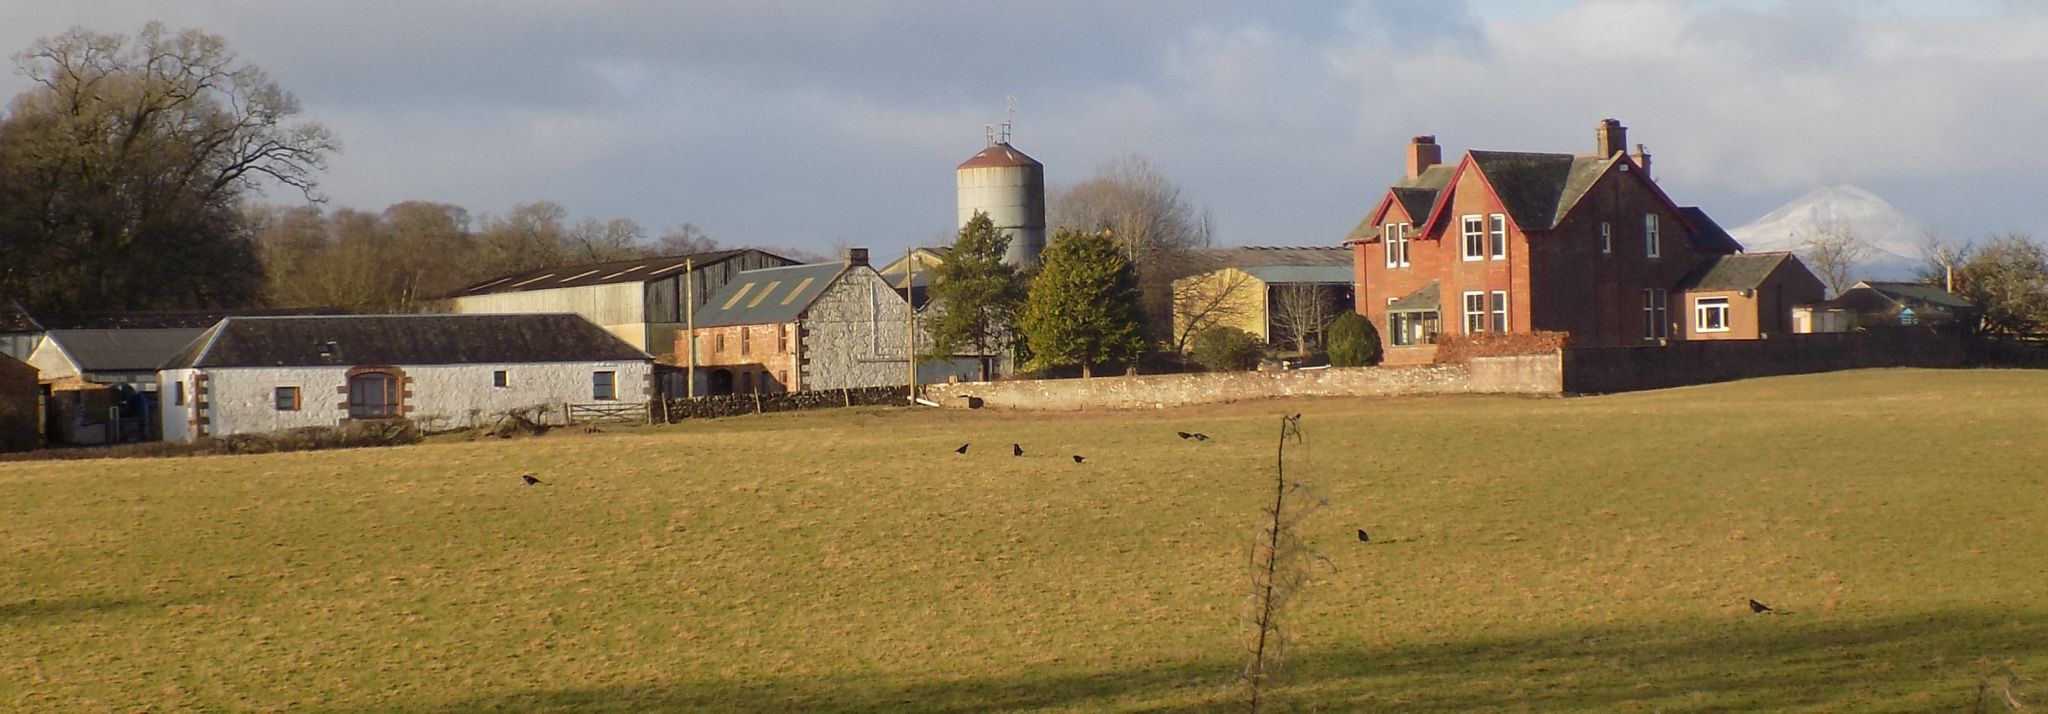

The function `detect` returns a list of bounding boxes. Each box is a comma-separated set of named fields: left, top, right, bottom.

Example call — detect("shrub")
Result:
left=1190, top=325, right=1264, bottom=372
left=1326, top=312, right=1382, bottom=367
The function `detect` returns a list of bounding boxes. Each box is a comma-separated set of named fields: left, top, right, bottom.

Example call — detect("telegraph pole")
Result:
left=906, top=247, right=918, bottom=403
left=684, top=258, right=696, bottom=399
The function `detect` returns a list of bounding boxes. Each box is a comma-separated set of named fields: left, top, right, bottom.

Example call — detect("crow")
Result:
left=1012, top=444, right=1023, bottom=457
left=1191, top=433, right=1210, bottom=441
left=1748, top=599, right=1773, bottom=614
left=1357, top=529, right=1370, bottom=543
left=521, top=474, right=543, bottom=486
left=1177, top=431, right=1194, bottom=440
left=1072, top=455, right=1086, bottom=464
left=954, top=443, right=970, bottom=454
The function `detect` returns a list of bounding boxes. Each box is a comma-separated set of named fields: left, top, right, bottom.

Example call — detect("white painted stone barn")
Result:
left=158, top=314, right=652, bottom=441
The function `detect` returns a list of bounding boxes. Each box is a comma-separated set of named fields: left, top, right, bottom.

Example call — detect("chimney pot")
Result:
left=843, top=247, right=869, bottom=267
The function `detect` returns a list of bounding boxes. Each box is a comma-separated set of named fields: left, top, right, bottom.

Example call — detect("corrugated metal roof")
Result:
left=957, top=143, right=1042, bottom=170
left=1675, top=252, right=1795, bottom=291
left=445, top=249, right=792, bottom=298
left=1240, top=265, right=1353, bottom=284
left=692, top=262, right=849, bottom=328
left=164, top=314, right=650, bottom=370
left=1185, top=246, right=1352, bottom=273
left=42, top=328, right=207, bottom=373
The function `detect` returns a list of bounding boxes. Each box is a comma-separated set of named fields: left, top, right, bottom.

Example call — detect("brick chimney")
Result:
left=1594, top=118, right=1627, bottom=159
left=1406, top=135, right=1441, bottom=179
left=1632, top=142, right=1652, bottom=179
left=843, top=247, right=868, bottom=267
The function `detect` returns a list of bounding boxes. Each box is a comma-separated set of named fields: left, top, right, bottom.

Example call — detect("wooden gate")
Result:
left=565, top=402, right=647, bottom=425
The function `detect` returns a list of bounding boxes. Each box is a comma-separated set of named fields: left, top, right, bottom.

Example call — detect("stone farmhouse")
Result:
left=445, top=249, right=796, bottom=361
left=683, top=249, right=977, bottom=395
left=159, top=314, right=651, bottom=441
left=1344, top=118, right=1824, bottom=364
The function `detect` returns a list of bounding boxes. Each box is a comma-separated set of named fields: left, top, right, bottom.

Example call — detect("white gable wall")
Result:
left=24, top=337, right=81, bottom=382
left=159, top=360, right=650, bottom=441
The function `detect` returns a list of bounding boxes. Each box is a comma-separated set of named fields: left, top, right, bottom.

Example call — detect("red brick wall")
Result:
left=681, top=322, right=801, bottom=393
left=1528, top=166, right=1708, bottom=348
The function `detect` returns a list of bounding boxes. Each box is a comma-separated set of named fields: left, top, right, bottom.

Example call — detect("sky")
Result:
left=2, top=0, right=2042, bottom=259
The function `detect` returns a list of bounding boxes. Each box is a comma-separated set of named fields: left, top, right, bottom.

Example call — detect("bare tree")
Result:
left=1049, top=155, right=1214, bottom=343
left=1916, top=230, right=1972, bottom=293
left=652, top=223, right=718, bottom=256
left=566, top=217, right=647, bottom=263
left=1269, top=283, right=1337, bottom=354
left=1241, top=414, right=1326, bottom=712
left=1796, top=221, right=1871, bottom=297
left=1171, top=269, right=1257, bottom=353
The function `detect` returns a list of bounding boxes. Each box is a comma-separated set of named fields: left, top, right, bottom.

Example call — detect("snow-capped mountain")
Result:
left=1725, top=185, right=1925, bottom=280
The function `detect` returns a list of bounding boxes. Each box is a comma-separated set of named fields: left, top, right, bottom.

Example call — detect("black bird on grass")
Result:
left=1748, top=599, right=1773, bottom=614
left=521, top=474, right=543, bottom=486
left=954, top=443, right=970, bottom=454
left=1012, top=443, right=1023, bottom=457
left=1357, top=529, right=1370, bottom=543
left=1191, top=433, right=1209, bottom=441
left=1176, top=431, right=1212, bottom=441
left=1072, top=455, right=1086, bottom=464
left=1177, top=431, right=1193, bottom=439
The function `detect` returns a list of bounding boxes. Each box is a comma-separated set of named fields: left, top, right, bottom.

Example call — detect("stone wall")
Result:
left=659, top=385, right=910, bottom=421
left=922, top=354, right=1559, bottom=411
left=1560, top=329, right=1964, bottom=393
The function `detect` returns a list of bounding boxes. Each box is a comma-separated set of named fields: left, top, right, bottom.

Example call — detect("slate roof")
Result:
left=1678, top=207, right=1745, bottom=254
left=1346, top=165, right=1455, bottom=243
left=1240, top=265, right=1353, bottom=284
left=14, top=306, right=345, bottom=331
left=1388, top=281, right=1441, bottom=312
left=447, top=250, right=786, bottom=298
left=0, top=303, right=40, bottom=333
left=163, top=314, right=650, bottom=370
left=41, top=328, right=208, bottom=373
left=1466, top=151, right=1615, bottom=232
left=1858, top=281, right=1974, bottom=310
left=691, top=262, right=850, bottom=328
left=1675, top=252, right=1798, bottom=292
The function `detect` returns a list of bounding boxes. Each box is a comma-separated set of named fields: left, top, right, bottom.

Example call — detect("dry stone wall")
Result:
left=922, top=355, right=1560, bottom=411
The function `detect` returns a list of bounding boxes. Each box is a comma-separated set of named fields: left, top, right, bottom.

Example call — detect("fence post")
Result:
left=843, top=388, right=851, bottom=407
left=562, top=403, right=572, bottom=426
left=753, top=391, right=763, bottom=414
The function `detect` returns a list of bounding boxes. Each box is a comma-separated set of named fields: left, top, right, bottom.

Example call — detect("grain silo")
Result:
left=956, top=135, right=1046, bottom=268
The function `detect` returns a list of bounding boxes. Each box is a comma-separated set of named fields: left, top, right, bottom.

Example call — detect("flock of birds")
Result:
left=512, top=424, right=1781, bottom=616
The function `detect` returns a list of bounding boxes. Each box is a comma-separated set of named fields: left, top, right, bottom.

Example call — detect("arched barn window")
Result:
left=348, top=372, right=400, bottom=419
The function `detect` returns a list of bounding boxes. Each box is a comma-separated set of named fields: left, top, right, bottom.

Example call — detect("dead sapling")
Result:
left=1239, top=413, right=1332, bottom=713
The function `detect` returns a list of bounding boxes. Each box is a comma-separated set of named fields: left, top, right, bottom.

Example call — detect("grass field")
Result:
left=3, top=369, right=2047, bottom=712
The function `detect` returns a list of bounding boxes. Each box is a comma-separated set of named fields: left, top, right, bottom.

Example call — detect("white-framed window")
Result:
left=1695, top=297, right=1730, bottom=333
left=1645, top=214, right=1661, bottom=258
left=1464, top=291, right=1487, bottom=333
left=1462, top=215, right=1485, bottom=261
left=1601, top=222, right=1612, bottom=254
left=1488, top=214, right=1507, bottom=259
left=1383, top=222, right=1409, bottom=268
left=1642, top=289, right=1669, bottom=339
left=1490, top=290, right=1509, bottom=332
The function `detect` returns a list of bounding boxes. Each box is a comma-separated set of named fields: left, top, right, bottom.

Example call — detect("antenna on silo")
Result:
left=1000, top=95, right=1017, bottom=144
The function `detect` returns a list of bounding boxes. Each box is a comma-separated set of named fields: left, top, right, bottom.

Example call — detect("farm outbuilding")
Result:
left=158, top=314, right=653, bottom=442
left=446, top=249, right=796, bottom=361
left=682, top=249, right=978, bottom=395
left=0, top=353, right=39, bottom=452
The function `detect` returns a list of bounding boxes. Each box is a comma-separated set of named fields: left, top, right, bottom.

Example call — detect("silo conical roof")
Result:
left=957, top=142, right=1042, bottom=170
